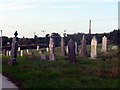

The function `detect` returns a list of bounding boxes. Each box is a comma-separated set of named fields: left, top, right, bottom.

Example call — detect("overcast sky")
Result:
left=0, top=0, right=119, bottom=38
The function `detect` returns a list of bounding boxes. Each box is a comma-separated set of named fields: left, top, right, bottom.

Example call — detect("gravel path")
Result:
left=0, top=74, right=18, bottom=89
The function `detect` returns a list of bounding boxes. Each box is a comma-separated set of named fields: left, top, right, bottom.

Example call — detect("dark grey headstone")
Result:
left=80, top=35, right=87, bottom=57
left=8, top=31, right=18, bottom=65
left=61, top=37, right=66, bottom=56
left=27, top=52, right=35, bottom=60
left=68, top=39, right=76, bottom=63
left=40, top=54, right=48, bottom=60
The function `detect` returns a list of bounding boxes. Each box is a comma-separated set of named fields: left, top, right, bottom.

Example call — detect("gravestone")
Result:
left=101, top=36, right=108, bottom=52
left=46, top=47, right=49, bottom=52
left=26, top=49, right=29, bottom=54
left=27, top=52, right=35, bottom=60
left=37, top=45, right=39, bottom=51
left=112, top=46, right=118, bottom=50
left=20, top=50, right=23, bottom=57
left=2, top=49, right=6, bottom=56
left=18, top=47, right=20, bottom=51
left=91, top=36, right=97, bottom=59
left=6, top=50, right=9, bottom=56
left=8, top=31, right=18, bottom=65
left=75, top=42, right=78, bottom=55
left=80, top=35, right=87, bottom=57
left=68, top=39, right=76, bottom=63
left=49, top=37, right=56, bottom=61
left=61, top=37, right=66, bottom=56
left=66, top=46, right=68, bottom=54
left=39, top=50, right=43, bottom=54
left=9, top=51, right=11, bottom=56
left=40, top=54, right=48, bottom=60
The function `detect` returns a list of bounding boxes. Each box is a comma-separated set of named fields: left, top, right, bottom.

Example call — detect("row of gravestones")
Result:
left=2, top=31, right=118, bottom=65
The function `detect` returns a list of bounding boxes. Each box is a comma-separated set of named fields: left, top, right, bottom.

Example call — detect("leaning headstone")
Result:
left=101, top=36, right=108, bottom=52
left=61, top=37, right=66, bottom=56
left=2, top=49, right=6, bottom=56
left=20, top=50, right=23, bottom=57
left=37, top=45, right=39, bottom=51
left=75, top=42, right=78, bottom=55
left=80, top=35, right=87, bottom=57
left=49, top=37, right=56, bottom=61
left=8, top=31, right=18, bottom=65
left=40, top=54, right=48, bottom=60
left=68, top=39, right=76, bottom=63
left=112, top=46, right=118, bottom=50
left=91, top=36, right=97, bottom=59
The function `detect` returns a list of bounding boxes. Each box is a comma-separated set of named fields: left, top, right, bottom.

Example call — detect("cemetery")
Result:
left=2, top=31, right=120, bottom=88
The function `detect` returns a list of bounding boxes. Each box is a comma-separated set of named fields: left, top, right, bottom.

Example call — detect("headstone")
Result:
left=26, top=49, right=29, bottom=54
left=75, top=42, right=78, bottom=54
left=80, top=35, right=87, bottom=57
left=39, top=50, right=43, bottom=54
left=40, top=54, right=48, bottom=60
left=18, top=47, right=20, bottom=51
left=9, top=51, right=11, bottom=56
left=91, top=36, right=97, bottom=59
left=2, top=49, right=6, bottom=56
left=8, top=31, right=18, bottom=65
left=112, top=46, right=118, bottom=50
left=49, top=37, right=56, bottom=61
left=101, top=36, right=108, bottom=52
left=61, top=37, right=66, bottom=56
left=37, top=45, right=39, bottom=51
left=66, top=46, right=68, bottom=54
left=46, top=47, right=49, bottom=52
left=68, top=39, right=76, bottom=63
left=20, top=50, right=23, bottom=57
left=27, top=52, right=35, bottom=60
left=6, top=50, right=9, bottom=56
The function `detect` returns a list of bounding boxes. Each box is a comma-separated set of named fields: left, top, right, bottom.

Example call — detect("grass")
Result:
left=2, top=44, right=120, bottom=88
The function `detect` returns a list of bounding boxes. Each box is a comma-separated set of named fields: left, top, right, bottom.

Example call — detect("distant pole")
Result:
left=89, top=20, right=91, bottom=34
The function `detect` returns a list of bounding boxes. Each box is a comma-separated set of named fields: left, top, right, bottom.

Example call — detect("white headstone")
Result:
left=101, top=36, right=108, bottom=52
left=91, top=36, right=97, bottom=59
left=37, top=45, right=39, bottom=51
left=6, top=50, right=9, bottom=56
left=75, top=42, right=78, bottom=54
left=46, top=47, right=49, bottom=52
left=18, top=47, right=20, bottom=51
left=66, top=46, right=68, bottom=54
left=112, top=46, right=118, bottom=50
left=26, top=49, right=29, bottom=53
left=20, top=50, right=23, bottom=57
left=9, top=51, right=11, bottom=56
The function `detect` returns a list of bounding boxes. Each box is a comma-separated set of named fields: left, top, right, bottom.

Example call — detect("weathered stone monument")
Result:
left=6, top=50, right=9, bottom=56
left=40, top=54, right=48, bottom=60
left=68, top=39, right=76, bottom=63
left=2, top=49, right=6, bottom=56
left=101, top=36, right=108, bottom=52
left=75, top=42, right=78, bottom=55
left=80, top=35, right=87, bottom=57
left=37, top=45, right=39, bottom=51
left=112, top=46, right=118, bottom=50
left=20, top=50, right=23, bottom=57
left=91, top=36, right=97, bottom=59
left=8, top=31, right=18, bottom=65
left=49, top=37, right=56, bottom=61
left=9, top=51, right=11, bottom=56
left=66, top=46, right=68, bottom=54
left=61, top=37, right=66, bottom=56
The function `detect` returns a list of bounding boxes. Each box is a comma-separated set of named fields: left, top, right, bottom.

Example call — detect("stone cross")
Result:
left=8, top=31, right=18, bottom=65
left=91, top=36, right=97, bottom=59
left=61, top=37, right=66, bottom=56
left=37, top=45, right=39, bottom=51
left=101, top=36, right=108, bottom=52
left=68, top=39, right=76, bottom=63
left=49, top=37, right=56, bottom=61
left=20, top=50, right=23, bottom=57
left=75, top=42, right=78, bottom=55
left=80, top=35, right=87, bottom=57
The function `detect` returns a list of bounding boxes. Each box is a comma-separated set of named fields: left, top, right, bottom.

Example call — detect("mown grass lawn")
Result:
left=2, top=45, right=120, bottom=88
